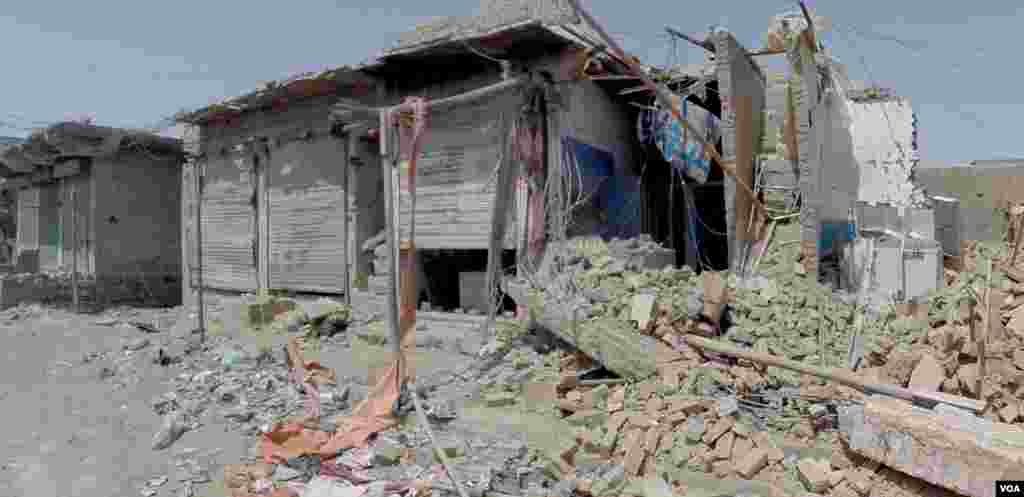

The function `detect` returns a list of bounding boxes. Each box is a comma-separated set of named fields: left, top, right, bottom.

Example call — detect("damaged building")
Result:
left=325, top=0, right=787, bottom=325
left=0, top=122, right=185, bottom=308
left=173, top=0, right=952, bottom=324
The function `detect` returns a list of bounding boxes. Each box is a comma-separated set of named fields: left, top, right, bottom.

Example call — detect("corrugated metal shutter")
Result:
left=38, top=183, right=60, bottom=271
left=59, top=174, right=93, bottom=274
left=201, top=155, right=258, bottom=291
left=268, top=138, right=348, bottom=293
left=396, top=86, right=519, bottom=250
left=17, top=186, right=39, bottom=253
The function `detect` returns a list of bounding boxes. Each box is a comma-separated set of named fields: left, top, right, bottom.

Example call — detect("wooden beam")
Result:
left=734, top=95, right=757, bottom=242
left=664, top=26, right=714, bottom=53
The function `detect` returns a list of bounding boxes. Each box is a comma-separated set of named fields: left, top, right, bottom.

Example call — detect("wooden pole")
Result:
left=380, top=113, right=402, bottom=358
left=682, top=334, right=986, bottom=413
left=195, top=161, right=207, bottom=342
left=341, top=133, right=352, bottom=307
left=979, top=258, right=992, bottom=400
left=71, top=182, right=79, bottom=312
left=565, top=0, right=769, bottom=226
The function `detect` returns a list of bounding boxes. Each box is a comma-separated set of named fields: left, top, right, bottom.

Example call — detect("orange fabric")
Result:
left=260, top=423, right=331, bottom=465
left=319, top=355, right=405, bottom=457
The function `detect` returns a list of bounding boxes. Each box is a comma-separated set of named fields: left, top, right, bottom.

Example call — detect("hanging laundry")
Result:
left=642, top=95, right=720, bottom=185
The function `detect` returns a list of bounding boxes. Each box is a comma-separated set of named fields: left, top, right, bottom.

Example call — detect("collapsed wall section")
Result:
left=712, top=30, right=767, bottom=272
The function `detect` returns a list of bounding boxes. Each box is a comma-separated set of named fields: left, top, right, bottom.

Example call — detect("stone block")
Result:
left=734, top=448, right=769, bottom=479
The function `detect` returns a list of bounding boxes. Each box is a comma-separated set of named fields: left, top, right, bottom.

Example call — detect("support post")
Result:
left=71, top=181, right=79, bottom=312
left=196, top=161, right=206, bottom=342
left=341, top=132, right=352, bottom=307
left=380, top=112, right=402, bottom=358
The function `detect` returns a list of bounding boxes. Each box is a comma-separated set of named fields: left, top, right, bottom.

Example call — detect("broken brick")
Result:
left=558, top=399, right=583, bottom=412
left=637, top=381, right=658, bottom=400
left=796, top=458, right=831, bottom=493
left=659, top=365, right=682, bottom=387
left=605, top=412, right=628, bottom=434
left=558, top=374, right=579, bottom=390
left=523, top=382, right=558, bottom=409
left=566, top=410, right=607, bottom=427
left=730, top=435, right=753, bottom=461
left=711, top=431, right=734, bottom=461
left=645, top=397, right=665, bottom=415
left=644, top=427, right=664, bottom=456
left=734, top=448, right=769, bottom=479
left=828, top=469, right=846, bottom=487
left=1014, top=349, right=1024, bottom=370
left=830, top=481, right=861, bottom=497
left=702, top=417, right=735, bottom=445
left=846, top=469, right=874, bottom=496
left=628, top=413, right=658, bottom=429
left=607, top=387, right=625, bottom=412
left=623, top=430, right=647, bottom=476
left=711, top=460, right=732, bottom=478
left=485, top=392, right=518, bottom=407
left=1000, top=401, right=1021, bottom=423
left=566, top=390, right=583, bottom=403
left=958, top=363, right=980, bottom=396
left=663, top=412, right=687, bottom=427
left=667, top=399, right=709, bottom=416
left=908, top=353, right=944, bottom=392
left=581, top=384, right=609, bottom=409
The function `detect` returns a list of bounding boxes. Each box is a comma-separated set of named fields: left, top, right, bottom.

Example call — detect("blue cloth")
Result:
left=819, top=222, right=856, bottom=257
left=645, top=100, right=719, bottom=185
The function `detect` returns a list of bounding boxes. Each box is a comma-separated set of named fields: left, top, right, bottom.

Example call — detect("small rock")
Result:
left=685, top=416, right=706, bottom=443
left=797, top=458, right=832, bottom=493
left=908, top=354, right=944, bottom=392
left=273, top=465, right=303, bottom=481
left=484, top=392, right=517, bottom=407
left=124, top=337, right=150, bottom=351
left=717, top=396, right=739, bottom=417
left=372, top=441, right=402, bottom=466
left=734, top=448, right=769, bottom=478
left=152, top=412, right=188, bottom=451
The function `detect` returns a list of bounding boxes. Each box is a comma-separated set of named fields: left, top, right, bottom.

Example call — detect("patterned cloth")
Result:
left=639, top=96, right=720, bottom=184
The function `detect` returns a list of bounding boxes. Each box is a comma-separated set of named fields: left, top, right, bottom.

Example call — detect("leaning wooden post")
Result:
left=71, top=182, right=79, bottom=312
left=195, top=161, right=207, bottom=342
left=978, top=258, right=992, bottom=400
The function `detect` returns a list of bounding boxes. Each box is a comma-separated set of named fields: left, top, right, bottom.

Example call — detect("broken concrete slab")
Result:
left=840, top=396, right=1024, bottom=497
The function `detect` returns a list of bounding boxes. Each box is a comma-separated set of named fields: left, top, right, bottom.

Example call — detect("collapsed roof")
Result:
left=0, top=122, right=184, bottom=178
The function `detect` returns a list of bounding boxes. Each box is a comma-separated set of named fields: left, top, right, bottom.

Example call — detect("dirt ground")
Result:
left=0, top=300, right=497, bottom=497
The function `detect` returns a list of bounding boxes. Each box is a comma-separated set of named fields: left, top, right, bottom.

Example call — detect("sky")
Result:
left=0, top=0, right=1018, bottom=163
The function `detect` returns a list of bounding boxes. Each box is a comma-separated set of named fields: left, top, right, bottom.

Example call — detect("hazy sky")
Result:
left=0, top=1, right=1017, bottom=162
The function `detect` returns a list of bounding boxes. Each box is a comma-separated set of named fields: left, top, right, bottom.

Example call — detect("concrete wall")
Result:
left=916, top=165, right=1024, bottom=242
left=850, top=98, right=924, bottom=206
left=713, top=30, right=767, bottom=270
left=558, top=78, right=641, bottom=239
left=93, top=152, right=182, bottom=304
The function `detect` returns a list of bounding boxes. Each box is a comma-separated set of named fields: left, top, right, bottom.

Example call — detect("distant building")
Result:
left=0, top=123, right=185, bottom=308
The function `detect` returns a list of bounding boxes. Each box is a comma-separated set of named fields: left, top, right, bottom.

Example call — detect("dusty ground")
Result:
left=0, top=299, right=506, bottom=497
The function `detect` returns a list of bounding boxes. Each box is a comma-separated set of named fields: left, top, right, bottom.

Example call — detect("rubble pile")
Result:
left=507, top=232, right=1024, bottom=496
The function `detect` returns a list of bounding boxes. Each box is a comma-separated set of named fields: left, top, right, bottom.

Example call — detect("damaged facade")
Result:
left=0, top=122, right=185, bottom=308
left=174, top=1, right=950, bottom=320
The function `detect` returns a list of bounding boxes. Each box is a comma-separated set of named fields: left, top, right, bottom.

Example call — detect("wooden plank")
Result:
left=734, top=94, right=757, bottom=241
left=483, top=115, right=515, bottom=333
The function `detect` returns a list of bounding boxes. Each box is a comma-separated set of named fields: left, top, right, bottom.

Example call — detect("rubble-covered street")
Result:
left=3, top=221, right=1023, bottom=497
